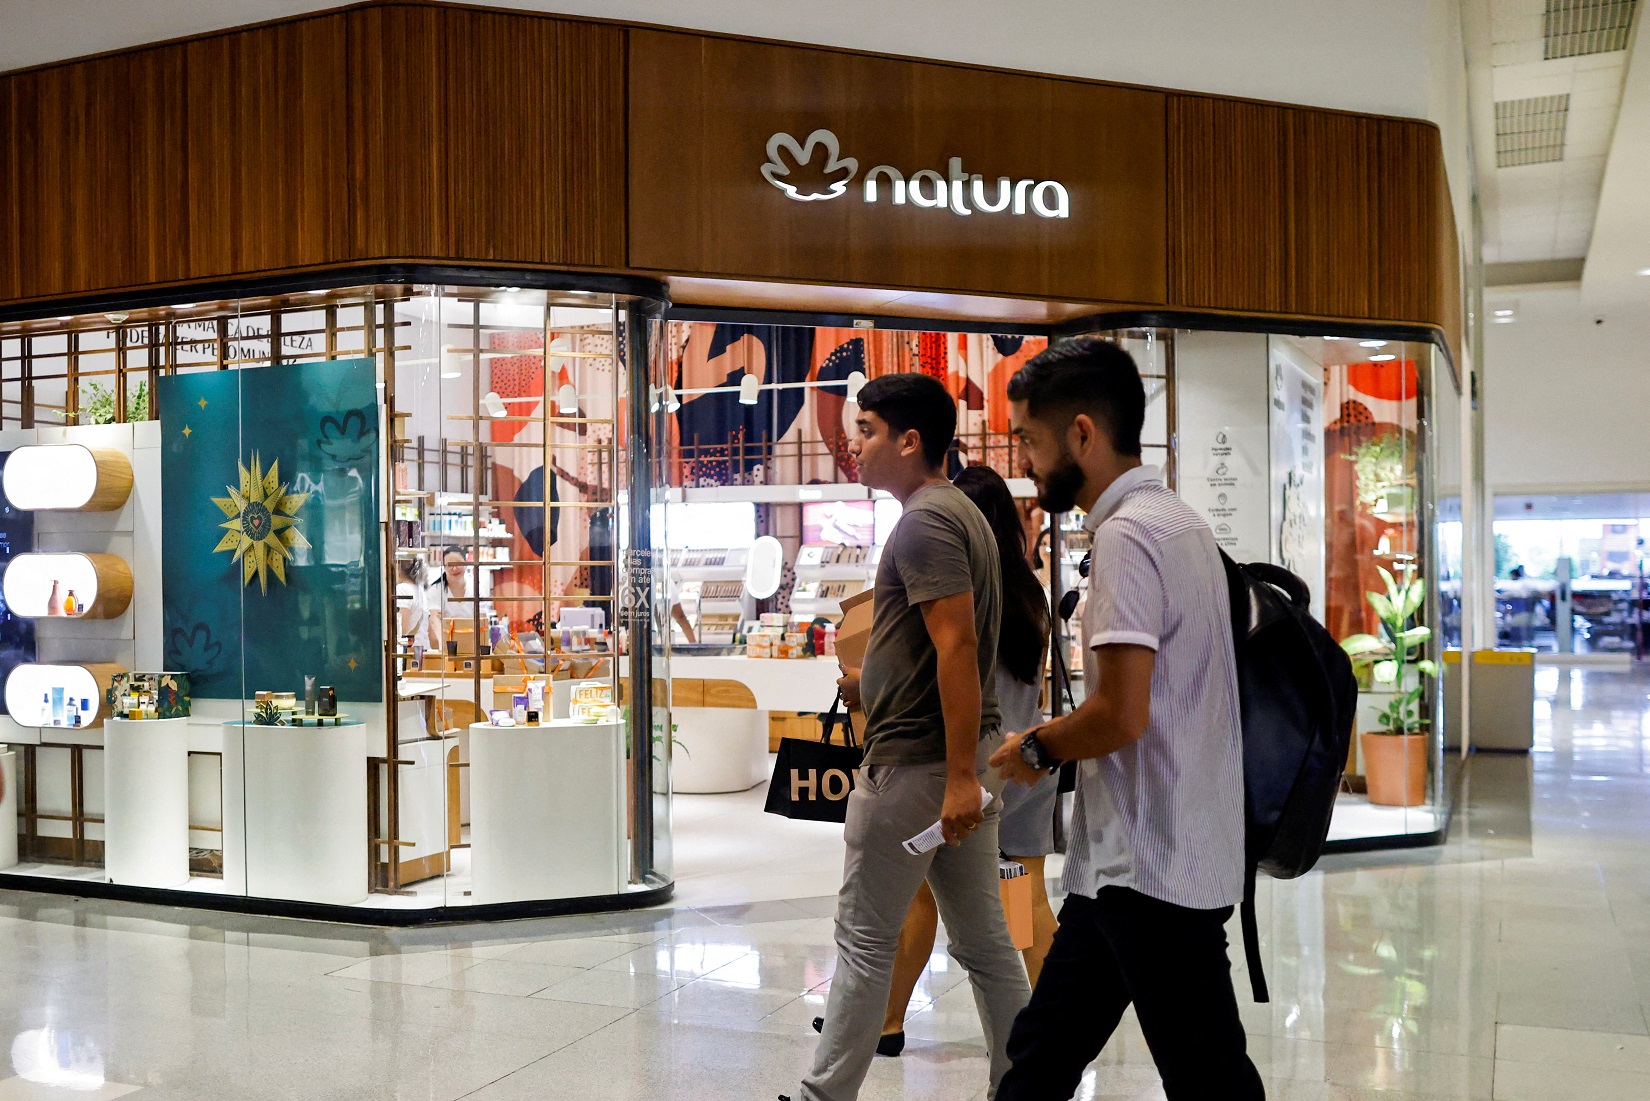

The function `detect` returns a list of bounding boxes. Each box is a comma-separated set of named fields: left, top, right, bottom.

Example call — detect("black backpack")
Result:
left=1220, top=552, right=1358, bottom=1002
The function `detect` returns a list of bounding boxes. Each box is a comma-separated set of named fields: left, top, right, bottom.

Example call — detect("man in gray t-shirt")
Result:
left=858, top=481, right=1002, bottom=766
left=786, top=374, right=1028, bottom=1101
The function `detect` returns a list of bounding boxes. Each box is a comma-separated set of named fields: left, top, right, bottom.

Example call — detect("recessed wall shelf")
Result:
left=4, top=662, right=125, bottom=730
left=2, top=444, right=133, bottom=511
left=3, top=552, right=134, bottom=619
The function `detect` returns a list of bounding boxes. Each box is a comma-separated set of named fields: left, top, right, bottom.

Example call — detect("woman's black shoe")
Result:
left=810, top=1017, right=905, bottom=1057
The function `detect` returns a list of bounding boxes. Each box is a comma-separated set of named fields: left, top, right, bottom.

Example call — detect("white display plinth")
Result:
left=103, top=717, right=189, bottom=887
left=469, top=720, right=623, bottom=905
left=222, top=720, right=369, bottom=906
left=671, top=707, right=769, bottom=793
left=0, top=750, right=16, bottom=870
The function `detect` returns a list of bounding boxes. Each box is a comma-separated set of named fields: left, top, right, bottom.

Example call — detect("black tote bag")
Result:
left=764, top=694, right=862, bottom=824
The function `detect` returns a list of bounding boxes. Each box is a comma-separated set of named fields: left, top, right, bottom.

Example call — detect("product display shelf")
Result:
left=790, top=543, right=879, bottom=619
left=671, top=545, right=751, bottom=644
left=102, top=717, right=190, bottom=888
left=2, top=443, right=133, bottom=512
left=3, top=662, right=124, bottom=731
left=3, top=551, right=134, bottom=620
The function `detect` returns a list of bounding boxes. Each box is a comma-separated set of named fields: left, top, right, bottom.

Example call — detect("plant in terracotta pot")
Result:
left=1341, top=566, right=1436, bottom=807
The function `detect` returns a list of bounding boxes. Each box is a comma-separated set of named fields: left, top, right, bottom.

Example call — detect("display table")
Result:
left=221, top=720, right=369, bottom=905
left=667, top=656, right=840, bottom=793
left=0, top=749, right=16, bottom=870
left=468, top=720, right=624, bottom=904
left=103, top=717, right=189, bottom=887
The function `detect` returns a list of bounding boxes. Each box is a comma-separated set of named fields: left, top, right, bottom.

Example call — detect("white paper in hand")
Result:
left=903, top=787, right=995, bottom=855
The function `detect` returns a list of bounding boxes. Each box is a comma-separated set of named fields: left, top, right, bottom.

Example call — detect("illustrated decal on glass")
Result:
left=159, top=358, right=382, bottom=701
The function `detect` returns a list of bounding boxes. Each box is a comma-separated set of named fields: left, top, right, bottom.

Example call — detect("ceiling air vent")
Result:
left=1544, top=0, right=1639, bottom=59
left=1495, top=94, right=1571, bottom=167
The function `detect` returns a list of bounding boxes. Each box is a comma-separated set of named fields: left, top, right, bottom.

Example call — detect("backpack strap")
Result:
left=1240, top=864, right=1269, bottom=1003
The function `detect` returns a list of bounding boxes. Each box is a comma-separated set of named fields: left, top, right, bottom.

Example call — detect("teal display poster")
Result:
left=158, top=359, right=382, bottom=701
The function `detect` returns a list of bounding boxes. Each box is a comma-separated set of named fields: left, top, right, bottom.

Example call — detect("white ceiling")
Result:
left=1475, top=0, right=1650, bottom=317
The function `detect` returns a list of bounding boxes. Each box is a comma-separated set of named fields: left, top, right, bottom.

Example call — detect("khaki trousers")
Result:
left=799, top=734, right=1030, bottom=1101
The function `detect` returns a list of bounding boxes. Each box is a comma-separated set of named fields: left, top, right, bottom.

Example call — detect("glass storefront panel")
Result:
left=0, top=279, right=669, bottom=912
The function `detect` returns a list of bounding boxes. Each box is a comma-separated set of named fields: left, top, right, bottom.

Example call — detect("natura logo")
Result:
left=761, top=129, right=859, bottom=201
left=760, top=127, right=1071, bottom=219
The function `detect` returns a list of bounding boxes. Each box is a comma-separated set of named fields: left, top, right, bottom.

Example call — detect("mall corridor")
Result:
left=0, top=667, right=1641, bottom=1100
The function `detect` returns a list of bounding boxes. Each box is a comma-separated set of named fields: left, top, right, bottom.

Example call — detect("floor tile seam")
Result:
left=445, top=1006, right=650, bottom=1101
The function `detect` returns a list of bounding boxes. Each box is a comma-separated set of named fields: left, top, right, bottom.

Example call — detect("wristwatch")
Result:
left=1019, top=730, right=1061, bottom=773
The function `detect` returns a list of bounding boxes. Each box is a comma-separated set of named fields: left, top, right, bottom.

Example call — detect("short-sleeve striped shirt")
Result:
left=1062, top=465, right=1246, bottom=911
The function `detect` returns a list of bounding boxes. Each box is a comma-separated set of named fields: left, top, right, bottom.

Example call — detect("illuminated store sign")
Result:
left=761, top=128, right=1070, bottom=219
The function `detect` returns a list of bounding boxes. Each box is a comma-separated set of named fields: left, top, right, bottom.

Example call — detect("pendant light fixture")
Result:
left=556, top=382, right=579, bottom=414
left=845, top=370, right=867, bottom=404
left=738, top=372, right=760, bottom=405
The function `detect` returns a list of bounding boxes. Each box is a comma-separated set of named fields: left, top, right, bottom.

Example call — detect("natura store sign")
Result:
left=761, top=128, right=1071, bottom=219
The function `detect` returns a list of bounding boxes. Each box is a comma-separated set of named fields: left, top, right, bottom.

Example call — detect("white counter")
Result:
left=668, top=655, right=840, bottom=712
left=221, top=720, right=370, bottom=906
left=468, top=720, right=624, bottom=904
left=103, top=717, right=190, bottom=888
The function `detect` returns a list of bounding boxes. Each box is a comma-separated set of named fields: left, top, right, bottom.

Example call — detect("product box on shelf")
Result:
left=105, top=672, right=191, bottom=719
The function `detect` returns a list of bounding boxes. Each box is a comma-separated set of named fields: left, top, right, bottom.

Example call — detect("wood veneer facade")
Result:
left=0, top=0, right=1462, bottom=360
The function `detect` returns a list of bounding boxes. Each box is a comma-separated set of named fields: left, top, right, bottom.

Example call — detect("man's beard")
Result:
left=1035, top=453, right=1085, bottom=514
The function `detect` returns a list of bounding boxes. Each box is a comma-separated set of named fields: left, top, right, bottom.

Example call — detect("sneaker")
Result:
left=810, top=1017, right=905, bottom=1057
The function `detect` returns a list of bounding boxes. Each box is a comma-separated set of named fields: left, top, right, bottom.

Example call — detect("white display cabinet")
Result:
left=1, top=443, right=133, bottom=512
left=3, top=663, right=120, bottom=730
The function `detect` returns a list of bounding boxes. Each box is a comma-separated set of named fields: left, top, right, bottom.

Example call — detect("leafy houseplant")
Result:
left=1341, top=567, right=1436, bottom=806
left=1346, top=433, right=1408, bottom=512
left=64, top=380, right=150, bottom=425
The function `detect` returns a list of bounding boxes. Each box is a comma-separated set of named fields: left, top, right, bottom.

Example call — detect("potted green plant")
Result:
left=62, top=381, right=151, bottom=425
left=1346, top=433, right=1411, bottom=516
left=1340, top=566, right=1436, bottom=806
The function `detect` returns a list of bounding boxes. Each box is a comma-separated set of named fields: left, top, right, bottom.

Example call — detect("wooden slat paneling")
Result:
left=441, top=10, right=625, bottom=268
left=1291, top=110, right=1377, bottom=321
left=348, top=3, right=445, bottom=261
left=9, top=47, right=189, bottom=299
left=0, top=75, right=19, bottom=301
left=1167, top=95, right=1292, bottom=313
left=1372, top=119, right=1441, bottom=326
left=629, top=29, right=1166, bottom=305
left=185, top=15, right=351, bottom=275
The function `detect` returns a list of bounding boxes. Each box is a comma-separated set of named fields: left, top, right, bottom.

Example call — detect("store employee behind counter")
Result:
left=990, top=337, right=1264, bottom=1100
left=785, top=372, right=1029, bottom=1101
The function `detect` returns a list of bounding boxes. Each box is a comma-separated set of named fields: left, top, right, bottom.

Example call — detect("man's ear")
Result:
left=900, top=428, right=924, bottom=459
left=1068, top=413, right=1097, bottom=459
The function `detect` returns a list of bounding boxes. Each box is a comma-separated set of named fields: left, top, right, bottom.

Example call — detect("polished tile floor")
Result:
left=2, top=665, right=1649, bottom=1099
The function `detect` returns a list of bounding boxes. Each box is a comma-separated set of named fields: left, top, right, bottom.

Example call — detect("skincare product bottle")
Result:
left=62, top=589, right=78, bottom=616
left=318, top=685, right=337, bottom=717
left=66, top=697, right=78, bottom=727
left=81, top=698, right=93, bottom=724
left=526, top=679, right=545, bottom=717
left=46, top=580, right=62, bottom=617
left=304, top=675, right=317, bottom=716
left=40, top=691, right=49, bottom=724
left=51, top=686, right=64, bottom=726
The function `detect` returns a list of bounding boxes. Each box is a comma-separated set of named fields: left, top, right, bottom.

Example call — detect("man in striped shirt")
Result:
left=989, top=337, right=1265, bottom=1099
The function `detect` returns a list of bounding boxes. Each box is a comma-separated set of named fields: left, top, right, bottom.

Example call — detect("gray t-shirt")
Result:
left=859, top=482, right=1001, bottom=766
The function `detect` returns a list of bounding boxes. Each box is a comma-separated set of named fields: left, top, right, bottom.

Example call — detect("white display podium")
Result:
left=670, top=707, right=770, bottom=793
left=468, top=720, right=624, bottom=904
left=222, top=720, right=369, bottom=906
left=103, top=717, right=189, bottom=887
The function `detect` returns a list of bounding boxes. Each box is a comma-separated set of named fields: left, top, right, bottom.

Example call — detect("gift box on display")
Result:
left=106, top=672, right=191, bottom=719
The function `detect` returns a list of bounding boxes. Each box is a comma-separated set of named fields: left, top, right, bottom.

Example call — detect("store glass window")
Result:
left=0, top=281, right=670, bottom=912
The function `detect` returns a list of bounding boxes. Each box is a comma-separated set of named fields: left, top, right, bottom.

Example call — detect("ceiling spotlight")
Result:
left=481, top=390, right=508, bottom=418
left=738, top=372, right=760, bottom=406
left=174, top=303, right=198, bottom=310
left=661, top=384, right=681, bottom=413
left=1493, top=316, right=1517, bottom=324
left=1358, top=339, right=1388, bottom=348
left=1493, top=309, right=1515, bottom=317
left=502, top=286, right=522, bottom=293
left=104, top=312, right=128, bottom=324
left=307, top=288, right=326, bottom=295
left=845, top=370, right=867, bottom=404
left=1369, top=353, right=1397, bottom=362
left=56, top=316, right=72, bottom=322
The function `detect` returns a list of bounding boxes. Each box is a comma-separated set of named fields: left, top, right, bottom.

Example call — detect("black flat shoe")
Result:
left=810, top=1017, right=905, bottom=1057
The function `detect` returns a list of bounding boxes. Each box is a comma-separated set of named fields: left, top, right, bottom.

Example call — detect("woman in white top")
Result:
left=395, top=557, right=433, bottom=649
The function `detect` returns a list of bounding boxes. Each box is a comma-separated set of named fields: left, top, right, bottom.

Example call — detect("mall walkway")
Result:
left=1, top=667, right=1648, bottom=1100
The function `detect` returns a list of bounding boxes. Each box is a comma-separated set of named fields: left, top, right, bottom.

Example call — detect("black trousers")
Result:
left=994, top=886, right=1265, bottom=1101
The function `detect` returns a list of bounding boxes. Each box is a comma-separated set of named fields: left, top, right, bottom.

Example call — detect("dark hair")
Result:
left=856, top=372, right=956, bottom=468
left=953, top=465, right=1050, bottom=687
left=1007, top=337, right=1145, bottom=456
left=396, top=557, right=423, bottom=584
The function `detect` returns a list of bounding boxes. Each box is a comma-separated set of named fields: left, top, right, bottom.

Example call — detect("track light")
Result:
left=738, top=372, right=760, bottom=405
left=556, top=383, right=578, bottom=414
left=846, top=370, right=867, bottom=404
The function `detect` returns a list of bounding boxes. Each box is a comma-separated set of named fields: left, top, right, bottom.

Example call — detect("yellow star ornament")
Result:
left=210, top=452, right=310, bottom=593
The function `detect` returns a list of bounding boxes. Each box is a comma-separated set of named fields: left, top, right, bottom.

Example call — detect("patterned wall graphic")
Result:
left=665, top=322, right=1046, bottom=487
left=159, top=358, right=382, bottom=701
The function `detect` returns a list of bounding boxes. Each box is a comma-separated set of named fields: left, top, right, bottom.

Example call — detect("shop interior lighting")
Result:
left=1358, top=340, right=1388, bottom=348
left=659, top=384, right=681, bottom=412
left=481, top=390, right=508, bottom=418
left=738, top=372, right=760, bottom=405
left=556, top=383, right=579, bottom=414
left=1637, top=267, right=1650, bottom=276
left=1494, top=308, right=1515, bottom=316
left=1368, top=353, right=1397, bottom=362
left=502, top=286, right=522, bottom=293
left=846, top=370, right=867, bottom=404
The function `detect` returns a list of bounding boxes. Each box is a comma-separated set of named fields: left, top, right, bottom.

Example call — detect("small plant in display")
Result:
left=63, top=380, right=151, bottom=425
left=1346, top=432, right=1407, bottom=511
left=1340, top=566, right=1436, bottom=735
left=251, top=698, right=286, bottom=726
